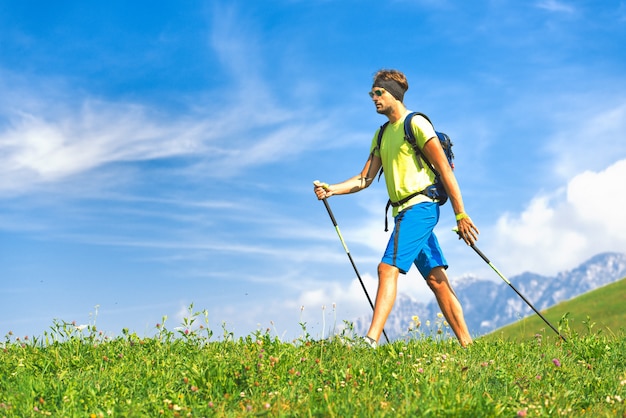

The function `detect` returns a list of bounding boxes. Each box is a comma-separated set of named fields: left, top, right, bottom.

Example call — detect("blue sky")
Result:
left=2, top=0, right=626, bottom=341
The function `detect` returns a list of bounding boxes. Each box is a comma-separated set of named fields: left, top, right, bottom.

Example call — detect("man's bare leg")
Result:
left=366, top=262, right=400, bottom=343
left=426, top=266, right=472, bottom=347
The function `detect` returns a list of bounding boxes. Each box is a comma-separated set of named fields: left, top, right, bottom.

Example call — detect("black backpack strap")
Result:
left=376, top=122, right=389, bottom=150
left=376, top=122, right=389, bottom=181
left=403, top=112, right=438, bottom=175
left=384, top=185, right=440, bottom=231
left=384, top=191, right=420, bottom=232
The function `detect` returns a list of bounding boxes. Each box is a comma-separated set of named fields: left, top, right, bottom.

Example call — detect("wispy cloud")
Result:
left=0, top=98, right=209, bottom=193
left=535, top=0, right=576, bottom=14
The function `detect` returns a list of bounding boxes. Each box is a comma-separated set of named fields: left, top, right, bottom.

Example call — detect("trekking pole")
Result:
left=454, top=229, right=567, bottom=342
left=315, top=185, right=389, bottom=344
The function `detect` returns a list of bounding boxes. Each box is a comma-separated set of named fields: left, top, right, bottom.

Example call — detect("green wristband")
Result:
left=455, top=212, right=469, bottom=221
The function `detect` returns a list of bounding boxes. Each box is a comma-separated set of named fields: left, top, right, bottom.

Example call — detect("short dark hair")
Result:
left=372, top=69, right=409, bottom=92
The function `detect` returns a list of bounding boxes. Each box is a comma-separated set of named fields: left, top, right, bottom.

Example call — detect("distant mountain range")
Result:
left=353, top=252, right=626, bottom=340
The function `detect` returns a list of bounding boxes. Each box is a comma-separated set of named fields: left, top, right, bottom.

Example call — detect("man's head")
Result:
left=371, top=69, right=409, bottom=103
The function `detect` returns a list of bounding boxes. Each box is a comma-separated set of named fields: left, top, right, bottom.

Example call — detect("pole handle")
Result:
left=314, top=181, right=338, bottom=226
left=452, top=227, right=491, bottom=263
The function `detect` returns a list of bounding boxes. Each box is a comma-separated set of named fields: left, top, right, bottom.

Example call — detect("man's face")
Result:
left=369, top=87, right=393, bottom=115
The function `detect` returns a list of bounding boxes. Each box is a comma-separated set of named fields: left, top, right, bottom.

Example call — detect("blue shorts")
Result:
left=381, top=202, right=448, bottom=278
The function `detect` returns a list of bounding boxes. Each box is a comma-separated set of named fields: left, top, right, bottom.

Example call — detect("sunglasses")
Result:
left=368, top=89, right=385, bottom=98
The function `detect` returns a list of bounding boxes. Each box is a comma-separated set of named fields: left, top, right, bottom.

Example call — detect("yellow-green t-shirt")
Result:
left=370, top=112, right=437, bottom=216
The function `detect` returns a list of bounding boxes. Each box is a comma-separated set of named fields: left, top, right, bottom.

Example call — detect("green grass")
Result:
left=1, top=303, right=625, bottom=417
left=485, top=277, right=626, bottom=342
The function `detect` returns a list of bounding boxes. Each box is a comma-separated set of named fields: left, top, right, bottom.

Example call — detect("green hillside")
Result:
left=482, top=277, right=626, bottom=342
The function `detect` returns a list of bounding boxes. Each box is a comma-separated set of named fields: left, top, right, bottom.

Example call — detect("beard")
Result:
left=376, top=104, right=392, bottom=115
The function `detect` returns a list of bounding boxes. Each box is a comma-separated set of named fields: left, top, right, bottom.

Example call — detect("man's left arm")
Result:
left=422, top=138, right=479, bottom=245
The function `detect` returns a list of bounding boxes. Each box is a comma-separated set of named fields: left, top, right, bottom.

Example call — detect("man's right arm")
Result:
left=314, top=152, right=382, bottom=200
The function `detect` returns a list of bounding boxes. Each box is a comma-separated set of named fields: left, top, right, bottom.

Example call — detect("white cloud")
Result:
left=488, top=158, right=626, bottom=276
left=0, top=101, right=207, bottom=194
left=567, top=159, right=626, bottom=239
left=0, top=86, right=340, bottom=195
left=294, top=272, right=378, bottom=314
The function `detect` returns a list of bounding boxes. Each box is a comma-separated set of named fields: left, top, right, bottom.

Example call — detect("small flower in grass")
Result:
left=264, top=403, right=270, bottom=409
left=208, top=401, right=214, bottom=408
left=552, top=358, right=561, bottom=367
left=605, top=395, right=622, bottom=404
left=517, top=409, right=528, bottom=417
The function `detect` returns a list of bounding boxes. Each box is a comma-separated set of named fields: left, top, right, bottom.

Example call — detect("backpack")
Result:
left=376, top=112, right=455, bottom=231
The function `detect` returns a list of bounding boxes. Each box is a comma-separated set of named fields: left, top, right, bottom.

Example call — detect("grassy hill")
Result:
left=482, top=277, right=626, bottom=342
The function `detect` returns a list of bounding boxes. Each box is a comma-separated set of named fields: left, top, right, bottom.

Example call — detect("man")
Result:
left=313, top=69, right=479, bottom=348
